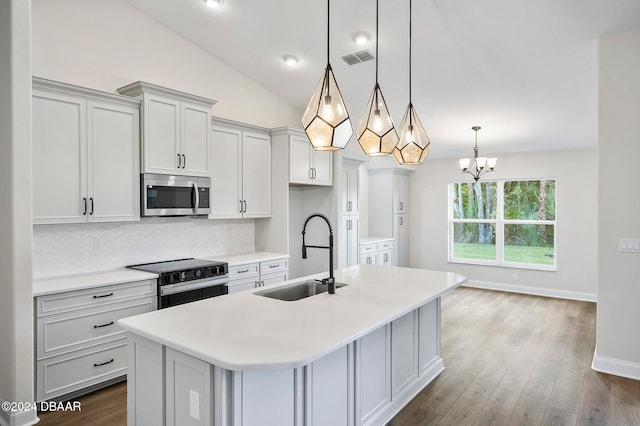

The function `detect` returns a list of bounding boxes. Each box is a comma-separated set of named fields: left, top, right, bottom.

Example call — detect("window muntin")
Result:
left=449, top=179, right=556, bottom=270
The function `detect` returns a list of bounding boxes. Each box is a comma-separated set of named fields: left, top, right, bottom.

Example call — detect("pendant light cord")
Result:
left=375, top=0, right=379, bottom=84
left=409, top=0, right=412, bottom=103
left=327, top=0, right=330, bottom=66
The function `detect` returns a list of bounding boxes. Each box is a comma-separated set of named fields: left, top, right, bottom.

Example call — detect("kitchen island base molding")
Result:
left=126, top=298, right=443, bottom=426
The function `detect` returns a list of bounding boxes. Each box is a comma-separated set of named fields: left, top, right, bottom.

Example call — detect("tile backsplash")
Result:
left=33, top=218, right=255, bottom=279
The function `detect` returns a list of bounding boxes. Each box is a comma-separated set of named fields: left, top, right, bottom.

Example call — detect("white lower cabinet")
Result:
left=228, top=258, right=288, bottom=293
left=35, top=279, right=156, bottom=401
left=359, top=239, right=394, bottom=267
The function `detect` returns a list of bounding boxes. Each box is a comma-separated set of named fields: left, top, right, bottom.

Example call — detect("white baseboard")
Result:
left=463, top=279, right=597, bottom=302
left=592, top=351, right=640, bottom=380
left=0, top=405, right=38, bottom=426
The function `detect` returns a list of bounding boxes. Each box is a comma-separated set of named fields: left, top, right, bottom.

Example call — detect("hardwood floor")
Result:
left=389, top=287, right=640, bottom=426
left=37, top=287, right=640, bottom=425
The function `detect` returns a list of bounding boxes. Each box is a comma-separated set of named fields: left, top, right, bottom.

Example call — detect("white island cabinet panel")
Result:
left=419, top=299, right=440, bottom=375
left=308, top=345, right=351, bottom=426
left=240, top=369, right=296, bottom=426
left=127, top=334, right=164, bottom=426
left=391, top=311, right=419, bottom=400
left=166, top=347, right=213, bottom=426
left=356, top=324, right=391, bottom=425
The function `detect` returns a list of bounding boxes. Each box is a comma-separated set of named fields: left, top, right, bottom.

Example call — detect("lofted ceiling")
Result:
left=124, top=0, right=640, bottom=159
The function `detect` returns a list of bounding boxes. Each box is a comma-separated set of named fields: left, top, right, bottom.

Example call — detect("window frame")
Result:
left=448, top=178, right=557, bottom=271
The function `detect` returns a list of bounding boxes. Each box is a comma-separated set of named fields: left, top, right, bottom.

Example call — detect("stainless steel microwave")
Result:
left=141, top=174, right=211, bottom=217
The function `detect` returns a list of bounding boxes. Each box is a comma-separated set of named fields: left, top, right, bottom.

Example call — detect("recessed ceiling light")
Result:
left=282, top=55, right=300, bottom=67
left=204, top=0, right=223, bottom=8
left=353, top=31, right=371, bottom=46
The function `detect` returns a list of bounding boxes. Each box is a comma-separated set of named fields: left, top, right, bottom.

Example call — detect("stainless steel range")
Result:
left=127, top=258, right=229, bottom=309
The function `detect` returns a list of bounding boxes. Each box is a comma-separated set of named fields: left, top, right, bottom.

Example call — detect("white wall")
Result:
left=407, top=148, right=598, bottom=299
left=31, top=0, right=301, bottom=128
left=0, top=1, right=36, bottom=425
left=594, top=27, right=640, bottom=379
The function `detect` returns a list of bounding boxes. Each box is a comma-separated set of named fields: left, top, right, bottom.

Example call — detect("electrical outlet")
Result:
left=619, top=238, right=640, bottom=253
left=189, top=390, right=200, bottom=420
left=512, top=273, right=518, bottom=281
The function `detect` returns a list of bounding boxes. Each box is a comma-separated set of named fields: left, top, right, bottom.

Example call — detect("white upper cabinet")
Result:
left=33, top=78, right=140, bottom=224
left=117, top=81, right=215, bottom=177
left=289, top=133, right=333, bottom=186
left=209, top=119, right=271, bottom=219
left=393, top=173, right=409, bottom=214
left=341, top=163, right=360, bottom=216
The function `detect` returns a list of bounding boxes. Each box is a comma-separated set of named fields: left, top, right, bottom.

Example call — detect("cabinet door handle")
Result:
left=269, top=264, right=279, bottom=269
left=93, top=359, right=114, bottom=368
left=399, top=201, right=403, bottom=211
left=347, top=220, right=352, bottom=230
left=239, top=200, right=243, bottom=213
left=309, top=168, right=313, bottom=180
left=399, top=217, right=404, bottom=225
left=177, top=153, right=182, bottom=169
left=82, top=198, right=87, bottom=215
left=90, top=198, right=94, bottom=215
left=384, top=253, right=388, bottom=262
left=238, top=269, right=250, bottom=274
left=93, top=321, right=114, bottom=329
left=182, top=154, right=186, bottom=169
left=255, top=281, right=260, bottom=288
left=261, top=281, right=265, bottom=287
left=93, top=293, right=114, bottom=299
left=243, top=200, right=247, bottom=213
left=313, top=168, right=317, bottom=179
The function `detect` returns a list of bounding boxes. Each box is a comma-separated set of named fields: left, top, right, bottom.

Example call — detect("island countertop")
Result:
left=118, top=264, right=466, bottom=371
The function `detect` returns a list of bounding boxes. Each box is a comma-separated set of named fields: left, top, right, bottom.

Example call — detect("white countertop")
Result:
left=118, top=264, right=467, bottom=371
left=360, top=237, right=395, bottom=245
left=32, top=251, right=288, bottom=296
left=33, top=269, right=159, bottom=296
left=205, top=251, right=289, bottom=266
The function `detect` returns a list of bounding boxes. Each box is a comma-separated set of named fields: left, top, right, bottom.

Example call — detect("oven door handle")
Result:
left=193, top=181, right=200, bottom=214
left=160, top=277, right=229, bottom=296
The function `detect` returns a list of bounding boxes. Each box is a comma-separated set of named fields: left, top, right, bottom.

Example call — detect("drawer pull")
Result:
left=93, top=293, right=114, bottom=299
left=269, top=264, right=280, bottom=269
left=93, top=321, right=114, bottom=329
left=238, top=269, right=250, bottom=273
left=93, top=359, right=114, bottom=367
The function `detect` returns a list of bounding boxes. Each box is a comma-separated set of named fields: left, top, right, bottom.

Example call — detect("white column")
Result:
left=0, top=1, right=35, bottom=425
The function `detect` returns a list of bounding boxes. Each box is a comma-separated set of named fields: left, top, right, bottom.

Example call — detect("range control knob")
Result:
left=195, top=269, right=202, bottom=278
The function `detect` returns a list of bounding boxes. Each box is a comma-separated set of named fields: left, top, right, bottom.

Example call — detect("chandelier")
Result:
left=458, top=126, right=497, bottom=181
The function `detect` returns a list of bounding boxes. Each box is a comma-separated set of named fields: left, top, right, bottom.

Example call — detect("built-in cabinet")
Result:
left=369, top=170, right=411, bottom=267
left=35, top=279, right=156, bottom=401
left=287, top=130, right=333, bottom=186
left=227, top=257, right=288, bottom=293
left=209, top=119, right=271, bottom=218
left=117, top=81, right=215, bottom=177
left=359, top=238, right=394, bottom=266
left=32, top=78, right=141, bottom=224
left=340, top=159, right=364, bottom=267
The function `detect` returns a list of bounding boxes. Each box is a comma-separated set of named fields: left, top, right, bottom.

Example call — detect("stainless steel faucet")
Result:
left=301, top=213, right=335, bottom=294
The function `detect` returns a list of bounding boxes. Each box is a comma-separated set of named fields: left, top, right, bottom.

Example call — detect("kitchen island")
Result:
left=118, top=264, right=466, bottom=426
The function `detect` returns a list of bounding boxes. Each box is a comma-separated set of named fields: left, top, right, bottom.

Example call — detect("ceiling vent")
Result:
left=341, top=50, right=375, bottom=66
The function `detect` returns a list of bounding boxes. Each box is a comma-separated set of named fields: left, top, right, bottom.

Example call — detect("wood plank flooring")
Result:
left=37, top=287, right=640, bottom=425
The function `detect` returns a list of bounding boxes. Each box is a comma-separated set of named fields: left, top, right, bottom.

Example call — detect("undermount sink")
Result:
left=256, top=280, right=347, bottom=301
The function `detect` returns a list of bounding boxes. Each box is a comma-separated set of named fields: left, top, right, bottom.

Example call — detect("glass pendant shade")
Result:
left=302, top=64, right=353, bottom=151
left=393, top=103, right=430, bottom=165
left=357, top=83, right=399, bottom=155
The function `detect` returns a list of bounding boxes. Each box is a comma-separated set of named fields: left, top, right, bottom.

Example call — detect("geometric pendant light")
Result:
left=357, top=0, right=399, bottom=156
left=393, top=0, right=431, bottom=165
left=302, top=0, right=353, bottom=151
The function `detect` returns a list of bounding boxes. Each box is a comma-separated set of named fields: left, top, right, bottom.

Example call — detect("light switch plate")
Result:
left=618, top=238, right=640, bottom=253
left=189, top=389, right=200, bottom=420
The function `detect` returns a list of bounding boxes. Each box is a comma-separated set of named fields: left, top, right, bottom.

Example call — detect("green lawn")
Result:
left=453, top=243, right=554, bottom=265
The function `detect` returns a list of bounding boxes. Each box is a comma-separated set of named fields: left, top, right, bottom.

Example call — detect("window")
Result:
left=449, top=179, right=556, bottom=270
